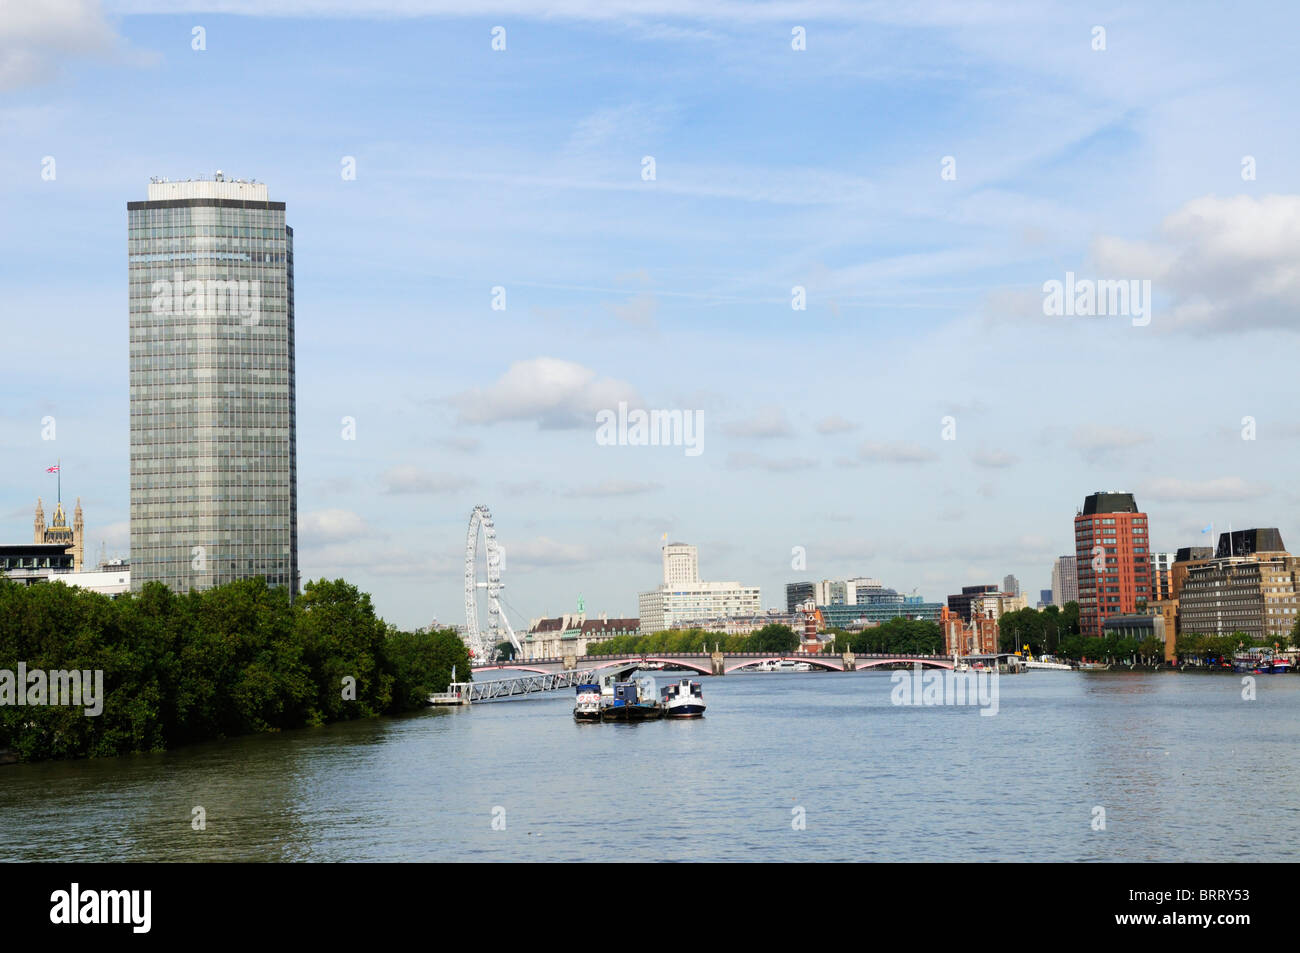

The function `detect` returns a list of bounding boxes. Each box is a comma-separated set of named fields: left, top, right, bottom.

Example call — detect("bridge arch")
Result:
left=586, top=656, right=714, bottom=676
left=725, top=656, right=844, bottom=674
left=854, top=658, right=954, bottom=671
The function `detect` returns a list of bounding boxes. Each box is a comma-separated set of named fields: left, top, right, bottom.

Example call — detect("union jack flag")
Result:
left=46, top=465, right=60, bottom=473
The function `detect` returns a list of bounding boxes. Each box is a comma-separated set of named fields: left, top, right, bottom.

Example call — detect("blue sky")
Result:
left=3, top=1, right=1300, bottom=631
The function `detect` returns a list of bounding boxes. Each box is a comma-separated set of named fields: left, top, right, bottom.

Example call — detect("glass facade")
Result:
left=127, top=183, right=297, bottom=595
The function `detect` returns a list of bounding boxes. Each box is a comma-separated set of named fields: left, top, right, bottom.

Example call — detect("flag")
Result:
left=46, top=465, right=60, bottom=473
left=1201, top=523, right=1213, bottom=534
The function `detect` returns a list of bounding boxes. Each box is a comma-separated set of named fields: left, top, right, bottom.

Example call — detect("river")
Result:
left=2, top=669, right=1297, bottom=862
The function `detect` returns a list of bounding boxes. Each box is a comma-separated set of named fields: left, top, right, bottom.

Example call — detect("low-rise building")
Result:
left=1102, top=613, right=1168, bottom=657
left=0, top=547, right=130, bottom=595
left=523, top=612, right=640, bottom=659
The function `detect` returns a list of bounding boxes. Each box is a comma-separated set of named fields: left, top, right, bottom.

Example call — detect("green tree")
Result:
left=745, top=623, right=799, bottom=654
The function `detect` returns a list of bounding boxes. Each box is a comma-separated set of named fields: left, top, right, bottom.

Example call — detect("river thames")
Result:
left=2, top=669, right=1297, bottom=862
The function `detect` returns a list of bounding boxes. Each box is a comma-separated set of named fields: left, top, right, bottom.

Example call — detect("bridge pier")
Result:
left=842, top=651, right=855, bottom=672
left=710, top=650, right=725, bottom=676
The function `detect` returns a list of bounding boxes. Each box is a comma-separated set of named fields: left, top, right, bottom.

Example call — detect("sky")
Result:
left=3, top=1, right=1300, bottom=632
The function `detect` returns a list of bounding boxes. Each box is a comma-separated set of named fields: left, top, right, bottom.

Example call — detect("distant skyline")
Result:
left=4, top=2, right=1300, bottom=630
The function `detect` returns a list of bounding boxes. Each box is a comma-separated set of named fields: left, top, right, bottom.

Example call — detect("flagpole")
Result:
left=57, top=458, right=61, bottom=506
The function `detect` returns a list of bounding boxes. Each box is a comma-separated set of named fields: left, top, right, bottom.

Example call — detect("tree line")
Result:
left=0, top=576, right=469, bottom=763
left=585, top=623, right=801, bottom=656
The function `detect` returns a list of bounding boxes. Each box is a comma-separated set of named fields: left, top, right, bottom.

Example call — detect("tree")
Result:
left=745, top=624, right=799, bottom=654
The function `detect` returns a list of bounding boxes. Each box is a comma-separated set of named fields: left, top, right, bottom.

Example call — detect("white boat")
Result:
left=752, top=659, right=812, bottom=672
left=660, top=678, right=706, bottom=718
left=1023, top=660, right=1074, bottom=671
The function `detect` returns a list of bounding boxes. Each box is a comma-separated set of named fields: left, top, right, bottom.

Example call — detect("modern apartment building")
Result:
left=1073, top=492, right=1150, bottom=638
left=639, top=543, right=760, bottom=633
left=128, top=175, right=297, bottom=595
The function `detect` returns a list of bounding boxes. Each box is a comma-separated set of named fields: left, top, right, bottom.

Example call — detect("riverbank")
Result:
left=0, top=576, right=468, bottom=765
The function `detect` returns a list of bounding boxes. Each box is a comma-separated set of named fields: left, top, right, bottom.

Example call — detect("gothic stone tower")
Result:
left=34, top=497, right=84, bottom=571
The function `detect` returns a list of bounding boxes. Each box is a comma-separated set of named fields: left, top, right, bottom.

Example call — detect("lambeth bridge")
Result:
left=438, top=651, right=1019, bottom=705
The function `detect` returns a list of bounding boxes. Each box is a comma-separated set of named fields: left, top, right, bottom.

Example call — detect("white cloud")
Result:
left=1143, top=477, right=1270, bottom=503
left=566, top=480, right=662, bottom=497
left=1072, top=425, right=1151, bottom=462
left=856, top=440, right=938, bottom=465
left=726, top=451, right=816, bottom=472
left=815, top=415, right=859, bottom=434
left=1092, top=194, right=1300, bottom=334
left=450, top=357, right=639, bottom=430
left=382, top=466, right=472, bottom=495
left=1, top=0, right=130, bottom=91
left=722, top=405, right=794, bottom=439
left=301, top=508, right=369, bottom=543
left=971, top=447, right=1018, bottom=468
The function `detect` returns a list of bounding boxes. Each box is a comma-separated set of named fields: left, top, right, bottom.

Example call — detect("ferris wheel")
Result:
left=464, top=504, right=521, bottom=662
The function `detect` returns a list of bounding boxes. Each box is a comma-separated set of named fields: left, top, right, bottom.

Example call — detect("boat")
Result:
left=1024, top=654, right=1074, bottom=671
left=1078, top=661, right=1111, bottom=671
left=751, top=659, right=813, bottom=672
left=573, top=682, right=602, bottom=722
left=660, top=678, right=706, bottom=718
left=600, top=676, right=663, bottom=721
left=1233, top=651, right=1291, bottom=674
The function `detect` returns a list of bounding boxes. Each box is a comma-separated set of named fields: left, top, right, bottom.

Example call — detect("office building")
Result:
left=785, top=581, right=816, bottom=613
left=1003, top=574, right=1020, bottom=598
left=661, top=542, right=699, bottom=587
left=639, top=543, right=760, bottom=633
left=1074, top=492, right=1151, bottom=638
left=1050, top=555, right=1078, bottom=607
left=1150, top=552, right=1176, bottom=602
left=947, top=584, right=999, bottom=622
left=128, top=175, right=297, bottom=595
left=1179, top=530, right=1300, bottom=642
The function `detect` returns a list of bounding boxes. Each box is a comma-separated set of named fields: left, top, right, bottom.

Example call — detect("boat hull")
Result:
left=600, top=703, right=663, bottom=722
left=665, top=704, right=706, bottom=718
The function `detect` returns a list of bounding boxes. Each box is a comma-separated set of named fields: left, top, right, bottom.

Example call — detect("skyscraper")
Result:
left=1074, top=492, right=1150, bottom=638
left=128, top=175, right=297, bottom=595
left=1002, top=573, right=1020, bottom=597
left=1050, top=555, right=1077, bottom=606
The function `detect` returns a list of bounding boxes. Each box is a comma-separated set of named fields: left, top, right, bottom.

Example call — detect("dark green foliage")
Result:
left=0, top=576, right=469, bottom=763
left=820, top=617, right=943, bottom=655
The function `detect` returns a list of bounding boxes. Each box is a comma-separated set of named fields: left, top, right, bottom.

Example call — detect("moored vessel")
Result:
left=600, top=676, right=663, bottom=721
left=661, top=678, right=706, bottom=718
left=573, top=682, right=602, bottom=722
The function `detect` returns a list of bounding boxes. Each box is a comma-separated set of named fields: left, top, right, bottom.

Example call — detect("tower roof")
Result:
left=1081, top=491, right=1139, bottom=515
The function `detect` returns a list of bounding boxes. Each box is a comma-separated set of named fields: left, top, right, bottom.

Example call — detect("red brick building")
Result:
left=1074, top=492, right=1151, bottom=638
left=940, top=605, right=999, bottom=656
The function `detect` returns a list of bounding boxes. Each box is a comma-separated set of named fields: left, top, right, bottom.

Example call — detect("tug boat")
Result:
left=600, top=676, right=663, bottom=721
left=660, top=678, right=706, bottom=718
left=573, top=683, right=602, bottom=722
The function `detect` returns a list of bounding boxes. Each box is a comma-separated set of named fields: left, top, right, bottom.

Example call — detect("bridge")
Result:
left=443, top=652, right=1022, bottom=705
left=472, top=651, right=965, bottom=678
